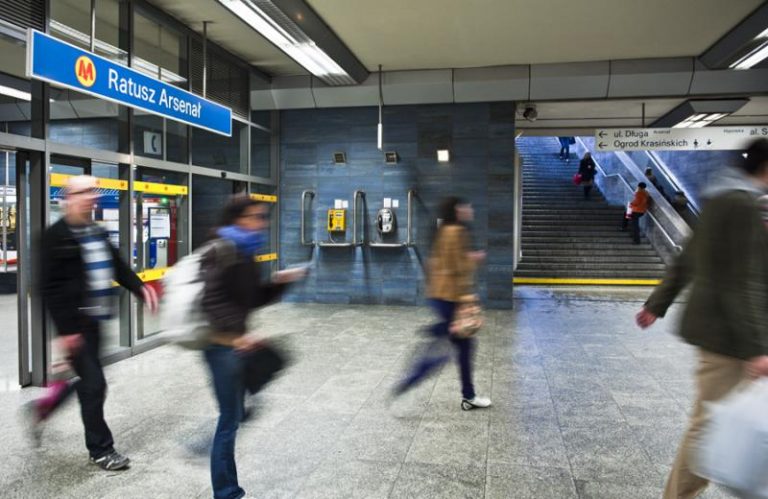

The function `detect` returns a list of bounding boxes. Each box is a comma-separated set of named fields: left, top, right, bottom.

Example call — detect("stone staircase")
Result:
left=515, top=137, right=666, bottom=281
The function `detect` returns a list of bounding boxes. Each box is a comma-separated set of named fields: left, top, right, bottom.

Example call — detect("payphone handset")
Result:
left=377, top=208, right=396, bottom=234
left=327, top=209, right=346, bottom=232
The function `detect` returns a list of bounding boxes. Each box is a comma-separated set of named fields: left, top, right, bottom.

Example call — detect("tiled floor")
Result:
left=0, top=287, right=734, bottom=498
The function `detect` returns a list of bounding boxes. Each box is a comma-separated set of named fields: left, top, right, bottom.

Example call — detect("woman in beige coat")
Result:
left=394, top=197, right=491, bottom=410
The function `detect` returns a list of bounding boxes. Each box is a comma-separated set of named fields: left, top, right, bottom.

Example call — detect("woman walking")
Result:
left=394, top=197, right=491, bottom=410
left=201, top=196, right=304, bottom=499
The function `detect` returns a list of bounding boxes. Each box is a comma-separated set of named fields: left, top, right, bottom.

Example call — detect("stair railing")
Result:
left=576, top=138, right=684, bottom=255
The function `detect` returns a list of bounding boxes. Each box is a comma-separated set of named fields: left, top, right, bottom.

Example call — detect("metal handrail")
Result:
left=644, top=150, right=701, bottom=216
left=407, top=189, right=415, bottom=246
left=300, top=190, right=315, bottom=246
left=575, top=138, right=683, bottom=253
left=353, top=190, right=366, bottom=246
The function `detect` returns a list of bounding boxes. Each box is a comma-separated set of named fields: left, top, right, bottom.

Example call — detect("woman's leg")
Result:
left=393, top=300, right=455, bottom=396
left=204, top=346, right=245, bottom=499
left=450, top=336, right=476, bottom=400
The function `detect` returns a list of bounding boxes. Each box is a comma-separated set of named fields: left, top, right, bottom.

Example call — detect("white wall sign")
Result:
left=143, top=131, right=162, bottom=156
left=594, top=126, right=768, bottom=152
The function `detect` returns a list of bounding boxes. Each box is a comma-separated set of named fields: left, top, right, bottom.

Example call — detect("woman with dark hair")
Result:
left=200, top=195, right=304, bottom=499
left=394, top=197, right=491, bottom=411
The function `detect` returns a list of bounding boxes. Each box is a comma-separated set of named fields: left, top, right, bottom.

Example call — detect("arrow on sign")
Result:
left=598, top=131, right=607, bottom=138
left=599, top=142, right=607, bottom=149
left=694, top=140, right=699, bottom=148
left=707, top=139, right=712, bottom=146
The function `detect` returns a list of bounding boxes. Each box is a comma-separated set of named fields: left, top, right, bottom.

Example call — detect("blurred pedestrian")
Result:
left=200, top=196, right=305, bottom=499
left=558, top=136, right=573, bottom=161
left=621, top=182, right=649, bottom=244
left=578, top=152, right=596, bottom=199
left=635, top=138, right=768, bottom=499
left=394, top=197, right=491, bottom=411
left=25, top=175, right=158, bottom=470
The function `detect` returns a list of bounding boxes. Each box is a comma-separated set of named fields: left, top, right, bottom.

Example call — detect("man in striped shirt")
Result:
left=28, top=175, right=158, bottom=471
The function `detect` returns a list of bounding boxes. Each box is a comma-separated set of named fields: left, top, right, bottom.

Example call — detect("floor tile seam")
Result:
left=481, top=329, right=498, bottom=499
left=387, top=365, right=445, bottom=499
left=538, top=335, right=582, bottom=499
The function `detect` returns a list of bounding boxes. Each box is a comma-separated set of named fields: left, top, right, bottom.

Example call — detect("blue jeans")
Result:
left=204, top=346, right=246, bottom=499
left=396, top=299, right=476, bottom=400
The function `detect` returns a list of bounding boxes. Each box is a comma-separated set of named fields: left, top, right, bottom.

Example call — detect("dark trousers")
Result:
left=560, top=145, right=570, bottom=159
left=396, top=299, right=476, bottom=400
left=622, top=212, right=644, bottom=243
left=38, top=330, right=114, bottom=459
left=582, top=182, right=593, bottom=199
left=204, top=345, right=246, bottom=499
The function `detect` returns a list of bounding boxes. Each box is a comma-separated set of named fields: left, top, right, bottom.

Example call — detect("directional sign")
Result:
left=594, top=126, right=768, bottom=152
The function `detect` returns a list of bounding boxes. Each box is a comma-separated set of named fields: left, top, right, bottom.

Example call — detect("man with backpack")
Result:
left=26, top=175, right=158, bottom=470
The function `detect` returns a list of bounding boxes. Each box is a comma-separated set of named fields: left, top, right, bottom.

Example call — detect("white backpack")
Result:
left=160, top=239, right=235, bottom=349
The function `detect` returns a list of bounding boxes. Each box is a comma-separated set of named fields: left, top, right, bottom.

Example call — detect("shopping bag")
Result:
left=238, top=341, right=292, bottom=395
left=693, top=380, right=768, bottom=498
left=572, top=173, right=582, bottom=185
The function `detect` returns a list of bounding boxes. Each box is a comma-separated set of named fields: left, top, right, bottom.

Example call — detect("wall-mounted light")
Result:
left=437, top=150, right=450, bottom=163
left=385, top=151, right=398, bottom=165
left=333, top=152, right=346, bottom=164
left=730, top=27, right=768, bottom=70
left=0, top=84, right=31, bottom=101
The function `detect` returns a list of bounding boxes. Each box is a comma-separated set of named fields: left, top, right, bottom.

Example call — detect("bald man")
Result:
left=26, top=175, right=157, bottom=471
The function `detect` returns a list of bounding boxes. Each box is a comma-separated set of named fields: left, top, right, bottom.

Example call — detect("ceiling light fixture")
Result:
left=652, top=99, right=748, bottom=128
left=216, top=0, right=357, bottom=85
left=729, top=27, right=768, bottom=70
left=437, top=150, right=450, bottom=163
left=0, top=84, right=31, bottom=101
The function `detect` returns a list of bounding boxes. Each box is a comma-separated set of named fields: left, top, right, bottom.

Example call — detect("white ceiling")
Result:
left=146, top=0, right=763, bottom=77
left=307, top=0, right=764, bottom=71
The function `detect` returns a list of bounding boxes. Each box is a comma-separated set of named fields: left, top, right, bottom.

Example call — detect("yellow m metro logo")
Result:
left=75, top=56, right=96, bottom=87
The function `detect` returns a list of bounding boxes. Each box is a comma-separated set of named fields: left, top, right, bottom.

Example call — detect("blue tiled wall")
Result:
left=279, top=103, right=516, bottom=309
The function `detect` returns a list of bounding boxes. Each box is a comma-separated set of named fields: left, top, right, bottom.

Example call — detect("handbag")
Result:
left=239, top=342, right=291, bottom=395
left=450, top=294, right=484, bottom=338
left=572, top=173, right=583, bottom=185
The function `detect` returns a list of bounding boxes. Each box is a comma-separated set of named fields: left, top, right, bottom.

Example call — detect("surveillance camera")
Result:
left=522, top=105, right=538, bottom=122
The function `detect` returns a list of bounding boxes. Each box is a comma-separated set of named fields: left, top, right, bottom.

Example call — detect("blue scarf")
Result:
left=217, top=225, right=266, bottom=257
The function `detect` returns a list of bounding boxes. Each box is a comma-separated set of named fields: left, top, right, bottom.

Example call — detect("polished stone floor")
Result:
left=0, top=287, right=732, bottom=498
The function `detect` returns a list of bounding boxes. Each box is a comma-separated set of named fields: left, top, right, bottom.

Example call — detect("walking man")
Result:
left=635, top=139, right=768, bottom=499
left=27, top=175, right=158, bottom=470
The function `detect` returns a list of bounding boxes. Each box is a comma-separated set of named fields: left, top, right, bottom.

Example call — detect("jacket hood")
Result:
left=702, top=166, right=767, bottom=200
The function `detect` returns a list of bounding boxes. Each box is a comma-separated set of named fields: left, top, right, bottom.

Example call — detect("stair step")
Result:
left=519, top=255, right=663, bottom=264
left=522, top=248, right=659, bottom=257
left=521, top=237, right=652, bottom=246
left=517, top=263, right=666, bottom=272
left=514, top=269, right=664, bottom=279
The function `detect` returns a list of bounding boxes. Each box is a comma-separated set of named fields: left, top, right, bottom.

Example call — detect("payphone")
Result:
left=327, top=209, right=346, bottom=232
left=376, top=208, right=396, bottom=235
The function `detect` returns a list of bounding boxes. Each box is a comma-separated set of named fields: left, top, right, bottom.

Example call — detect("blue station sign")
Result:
left=26, top=30, right=232, bottom=136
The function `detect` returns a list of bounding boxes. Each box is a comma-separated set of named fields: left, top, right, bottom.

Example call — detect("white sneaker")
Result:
left=461, top=396, right=492, bottom=411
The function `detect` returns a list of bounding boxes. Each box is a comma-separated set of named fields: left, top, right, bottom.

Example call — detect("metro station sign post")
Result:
left=26, top=30, right=232, bottom=136
left=594, top=126, right=768, bottom=152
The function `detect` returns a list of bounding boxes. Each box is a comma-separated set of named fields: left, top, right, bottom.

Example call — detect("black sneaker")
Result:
left=90, top=451, right=130, bottom=471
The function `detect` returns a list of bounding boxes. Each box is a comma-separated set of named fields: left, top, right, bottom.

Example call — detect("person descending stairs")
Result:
left=515, top=137, right=666, bottom=282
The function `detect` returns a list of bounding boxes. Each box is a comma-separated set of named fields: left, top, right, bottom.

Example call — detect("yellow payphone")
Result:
left=327, top=209, right=346, bottom=232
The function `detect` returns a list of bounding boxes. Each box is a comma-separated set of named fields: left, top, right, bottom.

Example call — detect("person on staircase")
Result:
left=578, top=152, right=597, bottom=199
left=558, top=137, right=574, bottom=161
left=621, top=182, right=649, bottom=244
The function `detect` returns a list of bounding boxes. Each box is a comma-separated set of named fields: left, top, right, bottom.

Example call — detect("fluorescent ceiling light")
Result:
left=673, top=112, right=729, bottom=128
left=730, top=41, right=768, bottom=69
left=437, top=149, right=450, bottom=163
left=217, top=0, right=356, bottom=85
left=0, top=84, right=31, bottom=101
left=729, top=26, right=768, bottom=70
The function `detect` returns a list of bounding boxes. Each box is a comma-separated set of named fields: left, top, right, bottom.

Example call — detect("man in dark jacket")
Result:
left=28, top=175, right=158, bottom=471
left=636, top=139, right=768, bottom=499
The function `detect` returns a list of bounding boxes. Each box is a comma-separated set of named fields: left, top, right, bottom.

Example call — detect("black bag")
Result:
left=568, top=137, right=576, bottom=144
left=239, top=343, right=290, bottom=395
